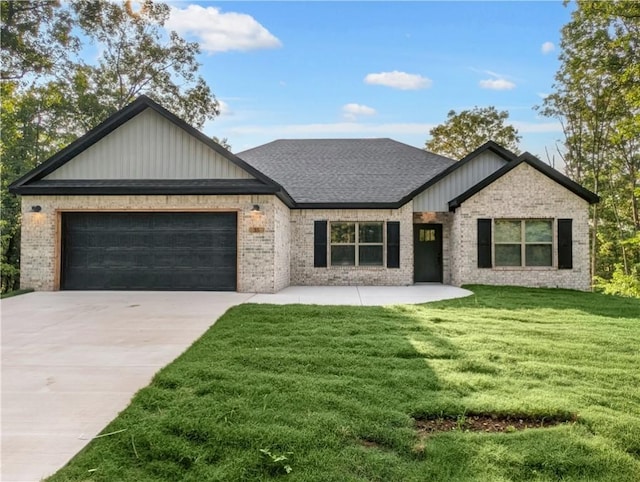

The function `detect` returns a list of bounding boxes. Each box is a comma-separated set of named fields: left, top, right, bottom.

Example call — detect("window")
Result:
left=330, top=222, right=383, bottom=266
left=494, top=219, right=552, bottom=267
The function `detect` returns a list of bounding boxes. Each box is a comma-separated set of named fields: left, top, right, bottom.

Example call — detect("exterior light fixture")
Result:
left=251, top=204, right=260, bottom=212
left=31, top=205, right=42, bottom=213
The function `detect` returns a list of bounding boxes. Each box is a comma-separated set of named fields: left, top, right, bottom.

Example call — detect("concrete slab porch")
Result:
left=246, top=284, right=473, bottom=305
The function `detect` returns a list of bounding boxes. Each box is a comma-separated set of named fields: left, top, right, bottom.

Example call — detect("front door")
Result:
left=414, top=224, right=443, bottom=282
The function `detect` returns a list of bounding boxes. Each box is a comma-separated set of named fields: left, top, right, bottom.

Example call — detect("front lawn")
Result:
left=49, top=286, right=640, bottom=481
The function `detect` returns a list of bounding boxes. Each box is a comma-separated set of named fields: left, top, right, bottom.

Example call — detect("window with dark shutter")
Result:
left=557, top=219, right=573, bottom=269
left=477, top=219, right=492, bottom=268
left=314, top=221, right=328, bottom=267
left=387, top=221, right=400, bottom=268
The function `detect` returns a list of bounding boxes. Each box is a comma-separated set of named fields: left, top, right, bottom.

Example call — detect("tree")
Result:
left=212, top=136, right=232, bottom=151
left=0, top=0, right=221, bottom=292
left=65, top=0, right=219, bottom=130
left=425, top=106, right=521, bottom=159
left=539, top=0, right=639, bottom=295
left=0, top=0, right=77, bottom=82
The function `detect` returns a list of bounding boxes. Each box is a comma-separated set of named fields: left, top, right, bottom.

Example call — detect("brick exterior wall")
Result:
left=289, top=204, right=414, bottom=286
left=273, top=197, right=291, bottom=291
left=19, top=164, right=591, bottom=293
left=449, top=163, right=591, bottom=291
left=19, top=194, right=289, bottom=293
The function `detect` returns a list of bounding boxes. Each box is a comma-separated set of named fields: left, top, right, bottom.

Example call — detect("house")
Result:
left=9, top=96, right=599, bottom=293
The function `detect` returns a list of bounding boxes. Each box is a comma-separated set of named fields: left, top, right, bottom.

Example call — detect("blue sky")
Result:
left=163, top=1, right=572, bottom=159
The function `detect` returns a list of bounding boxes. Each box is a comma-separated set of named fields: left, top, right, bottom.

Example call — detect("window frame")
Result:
left=329, top=221, right=385, bottom=267
left=493, top=219, right=554, bottom=268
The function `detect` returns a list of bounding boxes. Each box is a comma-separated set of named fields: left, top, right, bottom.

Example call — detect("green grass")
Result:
left=48, top=285, right=640, bottom=481
left=0, top=288, right=34, bottom=299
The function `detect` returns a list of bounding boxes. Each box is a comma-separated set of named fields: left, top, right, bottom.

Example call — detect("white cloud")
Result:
left=364, top=71, right=432, bottom=90
left=218, top=100, right=232, bottom=117
left=536, top=92, right=549, bottom=99
left=479, top=78, right=516, bottom=90
left=342, top=103, right=376, bottom=120
left=541, top=41, right=555, bottom=54
left=166, top=5, right=282, bottom=53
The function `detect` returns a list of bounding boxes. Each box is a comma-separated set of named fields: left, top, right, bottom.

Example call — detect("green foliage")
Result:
left=595, top=264, right=640, bottom=298
left=0, top=288, right=34, bottom=299
left=425, top=106, right=521, bottom=159
left=46, top=287, right=640, bottom=481
left=70, top=0, right=219, bottom=130
left=259, top=448, right=293, bottom=475
left=0, top=0, right=78, bottom=81
left=0, top=0, right=220, bottom=292
left=539, top=0, right=640, bottom=288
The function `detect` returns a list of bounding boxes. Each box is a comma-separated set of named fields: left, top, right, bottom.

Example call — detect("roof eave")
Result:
left=294, top=202, right=402, bottom=210
left=10, top=184, right=282, bottom=196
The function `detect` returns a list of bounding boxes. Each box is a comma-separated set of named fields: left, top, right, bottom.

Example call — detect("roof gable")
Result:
left=9, top=96, right=292, bottom=203
left=406, top=141, right=517, bottom=208
left=448, top=152, right=600, bottom=210
left=44, top=109, right=254, bottom=180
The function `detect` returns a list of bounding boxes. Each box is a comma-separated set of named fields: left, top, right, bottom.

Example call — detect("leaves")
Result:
left=425, top=106, right=521, bottom=159
left=0, top=0, right=220, bottom=292
left=539, top=0, right=639, bottom=293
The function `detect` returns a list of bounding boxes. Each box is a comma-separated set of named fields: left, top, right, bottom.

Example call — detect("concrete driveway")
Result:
left=1, top=291, right=253, bottom=482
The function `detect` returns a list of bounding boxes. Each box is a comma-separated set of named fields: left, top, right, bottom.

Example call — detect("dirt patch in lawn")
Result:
left=414, top=413, right=578, bottom=436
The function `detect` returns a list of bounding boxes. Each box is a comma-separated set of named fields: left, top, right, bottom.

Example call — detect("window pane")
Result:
left=526, top=220, right=552, bottom=243
left=495, top=220, right=521, bottom=243
left=526, top=245, right=552, bottom=266
left=359, top=246, right=383, bottom=266
left=331, top=223, right=355, bottom=243
left=495, top=244, right=521, bottom=266
left=359, top=222, right=383, bottom=243
left=331, top=245, right=355, bottom=266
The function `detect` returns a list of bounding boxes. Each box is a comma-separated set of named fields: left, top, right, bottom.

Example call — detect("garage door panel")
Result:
left=62, top=212, right=237, bottom=291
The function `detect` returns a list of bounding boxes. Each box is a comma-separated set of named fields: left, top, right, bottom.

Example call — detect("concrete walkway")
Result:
left=1, top=285, right=471, bottom=481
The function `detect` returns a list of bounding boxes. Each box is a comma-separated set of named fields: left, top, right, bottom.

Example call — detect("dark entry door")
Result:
left=62, top=212, right=237, bottom=291
left=414, top=224, right=443, bottom=282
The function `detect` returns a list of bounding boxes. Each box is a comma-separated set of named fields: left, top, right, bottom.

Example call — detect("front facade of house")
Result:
left=10, top=97, right=598, bottom=293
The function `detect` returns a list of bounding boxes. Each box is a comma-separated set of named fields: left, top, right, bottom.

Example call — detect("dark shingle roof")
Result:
left=237, top=138, right=455, bottom=205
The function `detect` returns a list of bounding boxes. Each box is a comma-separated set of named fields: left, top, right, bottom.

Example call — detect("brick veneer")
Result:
left=19, top=194, right=287, bottom=293
left=449, top=163, right=591, bottom=291
left=19, top=164, right=592, bottom=293
left=289, top=204, right=414, bottom=286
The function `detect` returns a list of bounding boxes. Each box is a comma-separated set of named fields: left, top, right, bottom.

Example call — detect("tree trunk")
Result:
left=590, top=177, right=599, bottom=289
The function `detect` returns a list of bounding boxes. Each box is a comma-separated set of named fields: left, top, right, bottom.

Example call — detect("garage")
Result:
left=61, top=212, right=237, bottom=291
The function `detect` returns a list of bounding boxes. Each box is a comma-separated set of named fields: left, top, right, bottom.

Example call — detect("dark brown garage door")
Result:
left=61, top=212, right=237, bottom=291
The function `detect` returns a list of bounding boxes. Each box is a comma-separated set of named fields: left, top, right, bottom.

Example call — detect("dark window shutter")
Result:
left=557, top=219, right=573, bottom=269
left=314, top=220, right=327, bottom=267
left=477, top=219, right=492, bottom=268
left=387, top=221, right=400, bottom=268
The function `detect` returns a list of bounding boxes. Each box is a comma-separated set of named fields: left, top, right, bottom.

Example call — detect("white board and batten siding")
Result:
left=45, top=109, right=254, bottom=180
left=413, top=150, right=508, bottom=212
